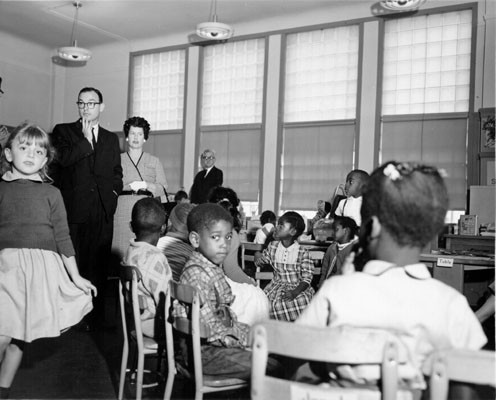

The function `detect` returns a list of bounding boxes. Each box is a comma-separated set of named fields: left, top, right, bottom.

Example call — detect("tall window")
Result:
left=381, top=9, right=473, bottom=210
left=201, top=39, right=264, bottom=125
left=200, top=39, right=265, bottom=203
left=130, top=49, right=186, bottom=191
left=281, top=25, right=360, bottom=212
left=382, top=10, right=472, bottom=115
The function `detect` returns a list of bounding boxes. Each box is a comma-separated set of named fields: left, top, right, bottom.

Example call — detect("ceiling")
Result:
left=0, top=0, right=354, bottom=49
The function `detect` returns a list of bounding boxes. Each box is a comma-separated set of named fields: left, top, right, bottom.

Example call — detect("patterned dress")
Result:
left=256, top=241, right=314, bottom=321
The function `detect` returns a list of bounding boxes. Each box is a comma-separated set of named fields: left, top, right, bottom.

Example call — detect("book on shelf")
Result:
left=458, top=215, right=478, bottom=236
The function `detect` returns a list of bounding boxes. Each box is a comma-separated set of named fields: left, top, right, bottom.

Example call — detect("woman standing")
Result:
left=111, top=116, right=168, bottom=261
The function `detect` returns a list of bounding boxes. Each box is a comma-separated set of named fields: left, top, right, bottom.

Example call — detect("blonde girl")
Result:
left=0, top=122, right=95, bottom=398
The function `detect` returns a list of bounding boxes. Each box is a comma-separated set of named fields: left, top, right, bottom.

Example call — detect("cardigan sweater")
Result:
left=0, top=179, right=75, bottom=257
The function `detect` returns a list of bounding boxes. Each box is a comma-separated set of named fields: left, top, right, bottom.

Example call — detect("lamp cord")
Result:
left=70, top=1, right=81, bottom=46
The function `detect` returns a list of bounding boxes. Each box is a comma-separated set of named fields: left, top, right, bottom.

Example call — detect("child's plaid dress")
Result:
left=257, top=241, right=314, bottom=321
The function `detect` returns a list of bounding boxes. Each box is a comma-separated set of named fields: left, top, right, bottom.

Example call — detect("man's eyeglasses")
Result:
left=202, top=156, right=215, bottom=160
left=76, top=101, right=100, bottom=109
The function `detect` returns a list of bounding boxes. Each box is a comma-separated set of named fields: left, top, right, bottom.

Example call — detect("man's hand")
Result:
left=81, top=118, right=93, bottom=144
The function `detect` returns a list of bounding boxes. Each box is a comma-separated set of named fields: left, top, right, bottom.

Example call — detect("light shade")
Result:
left=57, top=45, right=92, bottom=62
left=380, top=0, right=426, bottom=11
left=196, top=21, right=233, bottom=40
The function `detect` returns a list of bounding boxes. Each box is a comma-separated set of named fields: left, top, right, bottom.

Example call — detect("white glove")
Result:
left=129, top=181, right=147, bottom=192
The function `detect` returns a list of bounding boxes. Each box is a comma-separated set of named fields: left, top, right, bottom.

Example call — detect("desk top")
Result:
left=420, top=253, right=495, bottom=266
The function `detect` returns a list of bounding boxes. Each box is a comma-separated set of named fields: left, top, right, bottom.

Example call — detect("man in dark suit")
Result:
left=189, top=149, right=223, bottom=204
left=51, top=87, right=123, bottom=329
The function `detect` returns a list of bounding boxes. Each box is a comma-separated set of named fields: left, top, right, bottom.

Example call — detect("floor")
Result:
left=10, top=284, right=250, bottom=400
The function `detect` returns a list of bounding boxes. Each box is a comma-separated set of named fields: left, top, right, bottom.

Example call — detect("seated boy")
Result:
left=254, top=210, right=276, bottom=245
left=123, top=197, right=172, bottom=338
left=174, top=190, right=190, bottom=204
left=156, top=202, right=196, bottom=281
left=317, top=216, right=358, bottom=289
left=173, top=203, right=256, bottom=379
left=334, top=169, right=369, bottom=227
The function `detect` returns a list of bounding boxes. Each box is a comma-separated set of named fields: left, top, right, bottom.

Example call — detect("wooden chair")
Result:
left=118, top=264, right=164, bottom=400
left=164, top=280, right=248, bottom=400
left=251, top=320, right=413, bottom=400
left=424, top=348, right=496, bottom=400
left=240, top=241, right=263, bottom=272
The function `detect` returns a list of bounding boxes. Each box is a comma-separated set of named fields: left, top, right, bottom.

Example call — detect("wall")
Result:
left=0, top=32, right=53, bottom=130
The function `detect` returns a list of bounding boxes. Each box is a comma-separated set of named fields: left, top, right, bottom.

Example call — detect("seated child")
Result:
left=173, top=203, right=253, bottom=379
left=334, top=169, right=369, bottom=227
left=297, top=161, right=486, bottom=390
left=123, top=197, right=172, bottom=339
left=317, top=216, right=358, bottom=289
left=254, top=210, right=276, bottom=245
left=156, top=202, right=196, bottom=281
left=174, top=190, right=190, bottom=204
left=255, top=211, right=315, bottom=322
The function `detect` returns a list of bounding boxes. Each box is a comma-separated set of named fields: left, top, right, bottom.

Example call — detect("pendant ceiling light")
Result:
left=380, top=0, right=426, bottom=11
left=196, top=0, right=233, bottom=40
left=57, top=1, right=91, bottom=62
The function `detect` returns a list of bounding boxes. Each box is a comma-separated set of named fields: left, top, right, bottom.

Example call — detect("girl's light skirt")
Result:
left=0, top=248, right=93, bottom=342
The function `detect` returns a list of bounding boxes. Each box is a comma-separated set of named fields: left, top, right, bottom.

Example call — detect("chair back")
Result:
left=165, top=280, right=247, bottom=399
left=240, top=242, right=263, bottom=271
left=251, top=320, right=409, bottom=400
left=424, top=349, right=496, bottom=400
left=119, top=264, right=146, bottom=348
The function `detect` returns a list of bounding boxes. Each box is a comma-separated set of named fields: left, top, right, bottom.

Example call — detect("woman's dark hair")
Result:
left=123, top=116, right=151, bottom=140
left=360, top=161, right=449, bottom=248
left=208, top=186, right=242, bottom=232
left=279, top=211, right=306, bottom=238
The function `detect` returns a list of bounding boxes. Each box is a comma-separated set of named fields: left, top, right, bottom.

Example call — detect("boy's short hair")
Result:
left=348, top=169, right=370, bottom=185
left=361, top=161, right=449, bottom=248
left=279, top=211, right=306, bottom=238
left=187, top=203, right=233, bottom=233
left=174, top=190, right=189, bottom=202
left=333, top=216, right=358, bottom=238
left=131, top=198, right=166, bottom=235
left=260, top=210, right=276, bottom=225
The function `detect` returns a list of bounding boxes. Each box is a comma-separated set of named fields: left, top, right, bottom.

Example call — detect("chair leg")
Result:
left=118, top=343, right=129, bottom=400
left=194, top=389, right=203, bottom=400
left=136, top=352, right=144, bottom=400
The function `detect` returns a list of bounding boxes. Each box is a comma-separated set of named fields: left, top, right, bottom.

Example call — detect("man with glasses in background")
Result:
left=189, top=149, right=223, bottom=204
left=51, top=87, right=123, bottom=331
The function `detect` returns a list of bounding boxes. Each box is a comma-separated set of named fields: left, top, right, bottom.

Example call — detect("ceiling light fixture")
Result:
left=57, top=1, right=91, bottom=62
left=380, top=0, right=426, bottom=11
left=196, top=0, right=233, bottom=40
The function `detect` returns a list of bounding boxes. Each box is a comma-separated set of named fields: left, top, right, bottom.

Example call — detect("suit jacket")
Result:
left=189, top=165, right=223, bottom=204
left=51, top=120, right=123, bottom=223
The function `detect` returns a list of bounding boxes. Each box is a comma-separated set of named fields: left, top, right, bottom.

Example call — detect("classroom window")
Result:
left=131, top=49, right=186, bottom=129
left=130, top=48, right=186, bottom=192
left=284, top=26, right=359, bottom=122
left=382, top=10, right=472, bottom=115
left=280, top=25, right=359, bottom=211
left=198, top=39, right=265, bottom=204
left=201, top=38, right=265, bottom=125
left=380, top=8, right=474, bottom=210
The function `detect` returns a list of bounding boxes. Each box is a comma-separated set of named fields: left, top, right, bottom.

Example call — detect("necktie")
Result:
left=92, top=127, right=97, bottom=149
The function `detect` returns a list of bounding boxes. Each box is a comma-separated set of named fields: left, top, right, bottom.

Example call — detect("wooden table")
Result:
left=420, top=253, right=495, bottom=305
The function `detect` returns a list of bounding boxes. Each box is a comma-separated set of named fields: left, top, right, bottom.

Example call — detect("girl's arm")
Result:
left=61, top=255, right=97, bottom=297
left=282, top=281, right=310, bottom=301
